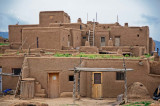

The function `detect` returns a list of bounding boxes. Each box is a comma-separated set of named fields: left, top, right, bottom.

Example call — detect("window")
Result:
left=36, top=37, right=39, bottom=48
left=80, top=25, right=82, bottom=30
left=12, top=68, right=21, bottom=75
left=137, top=34, right=139, bottom=37
left=101, top=37, right=105, bottom=42
left=69, top=75, right=74, bottom=81
left=116, top=72, right=124, bottom=80
left=101, top=37, right=106, bottom=46
left=83, top=37, right=86, bottom=39
left=94, top=73, right=101, bottom=84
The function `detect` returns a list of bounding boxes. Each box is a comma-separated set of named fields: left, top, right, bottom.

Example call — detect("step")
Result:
left=35, top=82, right=40, bottom=84
left=37, top=89, right=45, bottom=94
left=35, top=93, right=46, bottom=98
left=35, top=84, right=42, bottom=93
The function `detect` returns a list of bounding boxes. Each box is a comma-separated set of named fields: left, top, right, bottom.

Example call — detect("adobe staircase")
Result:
left=35, top=81, right=46, bottom=98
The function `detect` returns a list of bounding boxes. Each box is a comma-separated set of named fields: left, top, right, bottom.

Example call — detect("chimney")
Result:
left=124, top=23, right=128, bottom=27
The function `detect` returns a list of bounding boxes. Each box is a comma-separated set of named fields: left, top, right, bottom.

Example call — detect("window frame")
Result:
left=69, top=75, right=74, bottom=81
left=12, top=68, right=21, bottom=75
left=116, top=72, right=124, bottom=80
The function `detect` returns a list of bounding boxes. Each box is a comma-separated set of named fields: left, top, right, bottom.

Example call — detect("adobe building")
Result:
left=0, top=11, right=159, bottom=99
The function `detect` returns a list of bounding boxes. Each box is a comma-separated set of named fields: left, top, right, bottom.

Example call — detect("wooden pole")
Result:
left=73, top=67, right=76, bottom=104
left=93, top=19, right=95, bottom=46
left=77, top=57, right=82, bottom=100
left=123, top=58, right=128, bottom=103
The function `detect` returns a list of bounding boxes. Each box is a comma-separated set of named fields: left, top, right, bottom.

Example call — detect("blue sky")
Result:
left=0, top=0, right=160, bottom=41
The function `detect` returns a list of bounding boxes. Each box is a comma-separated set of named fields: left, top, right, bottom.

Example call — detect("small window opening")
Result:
left=101, top=37, right=105, bottom=42
left=83, top=37, right=86, bottom=39
left=36, top=37, right=39, bottom=48
left=69, top=75, right=74, bottom=81
left=80, top=25, right=82, bottom=30
left=12, top=68, right=21, bottom=75
left=137, top=34, right=139, bottom=37
left=116, top=72, right=124, bottom=80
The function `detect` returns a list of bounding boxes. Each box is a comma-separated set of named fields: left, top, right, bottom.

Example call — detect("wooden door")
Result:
left=100, top=37, right=106, bottom=46
left=48, top=73, right=59, bottom=98
left=92, top=72, right=102, bottom=99
left=115, top=36, right=120, bottom=46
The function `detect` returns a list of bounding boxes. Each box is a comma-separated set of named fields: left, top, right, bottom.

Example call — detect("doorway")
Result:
left=115, top=36, right=120, bottom=46
left=100, top=37, right=106, bottom=46
left=48, top=73, right=59, bottom=98
left=92, top=72, right=102, bottom=99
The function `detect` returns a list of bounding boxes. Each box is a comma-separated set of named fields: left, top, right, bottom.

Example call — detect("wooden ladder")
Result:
left=14, top=71, right=22, bottom=98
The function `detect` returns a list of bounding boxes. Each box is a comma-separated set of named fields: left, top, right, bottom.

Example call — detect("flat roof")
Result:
left=70, top=67, right=134, bottom=72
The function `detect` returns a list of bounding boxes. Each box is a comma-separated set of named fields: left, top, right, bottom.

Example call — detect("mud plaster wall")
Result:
left=109, top=26, right=149, bottom=53
left=26, top=57, right=81, bottom=97
left=0, top=56, right=24, bottom=90
left=149, top=38, right=155, bottom=54
left=60, top=29, right=70, bottom=49
left=81, top=59, right=160, bottom=97
left=150, top=61, right=160, bottom=75
left=24, top=57, right=160, bottom=98
left=94, top=31, right=109, bottom=48
left=49, top=23, right=81, bottom=30
left=9, top=25, right=38, bottom=44
left=22, top=28, right=70, bottom=50
left=70, top=29, right=81, bottom=48
left=39, top=11, right=70, bottom=27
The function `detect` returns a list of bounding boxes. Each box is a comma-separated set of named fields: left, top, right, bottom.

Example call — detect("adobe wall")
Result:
left=9, top=25, right=38, bottom=49
left=109, top=26, right=149, bottom=53
left=101, top=46, right=146, bottom=56
left=81, top=31, right=87, bottom=46
left=94, top=30, right=109, bottom=48
left=0, top=45, right=10, bottom=54
left=81, top=59, right=160, bottom=97
left=22, top=57, right=160, bottom=98
left=0, top=56, right=24, bottom=90
left=22, top=27, right=70, bottom=50
left=70, top=29, right=81, bottom=48
left=49, top=23, right=82, bottom=30
left=149, top=38, right=155, bottom=54
left=60, top=29, right=70, bottom=49
left=150, top=61, right=160, bottom=75
left=39, top=11, right=70, bottom=27
left=24, top=57, right=81, bottom=97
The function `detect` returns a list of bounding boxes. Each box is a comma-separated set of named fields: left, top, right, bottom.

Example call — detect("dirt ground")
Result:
left=0, top=95, right=159, bottom=106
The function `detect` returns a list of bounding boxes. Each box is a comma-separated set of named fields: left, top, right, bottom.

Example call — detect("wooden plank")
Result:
left=92, top=72, right=102, bottom=99
left=20, top=80, right=35, bottom=99
left=69, top=68, right=133, bottom=72
left=0, top=72, right=20, bottom=77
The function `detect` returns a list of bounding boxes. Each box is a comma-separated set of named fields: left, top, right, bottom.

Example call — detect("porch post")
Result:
left=73, top=67, right=76, bottom=104
left=123, top=58, right=128, bottom=103
left=77, top=71, right=80, bottom=99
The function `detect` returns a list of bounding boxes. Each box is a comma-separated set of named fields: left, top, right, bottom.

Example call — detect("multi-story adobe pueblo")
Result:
left=0, top=11, right=159, bottom=99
